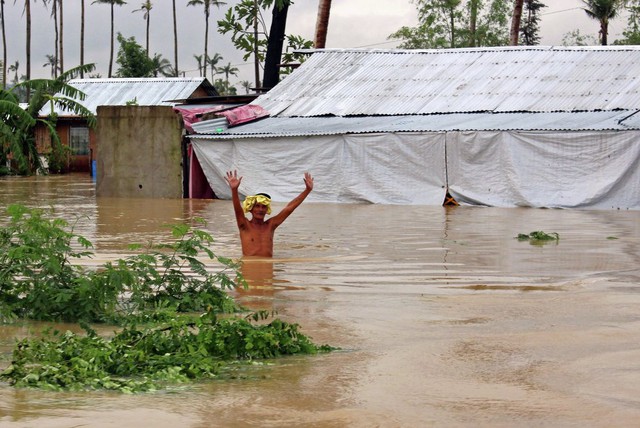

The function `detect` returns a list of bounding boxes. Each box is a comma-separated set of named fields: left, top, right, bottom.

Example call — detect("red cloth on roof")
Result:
left=217, top=105, right=269, bottom=126
left=173, top=106, right=227, bottom=133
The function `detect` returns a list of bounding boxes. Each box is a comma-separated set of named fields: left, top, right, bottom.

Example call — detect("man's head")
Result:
left=242, top=193, right=272, bottom=216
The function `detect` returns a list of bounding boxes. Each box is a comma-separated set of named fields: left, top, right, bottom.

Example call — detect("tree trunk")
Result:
left=26, top=0, right=31, bottom=83
left=253, top=0, right=260, bottom=89
left=172, top=0, right=178, bottom=76
left=1, top=0, right=6, bottom=89
left=314, top=0, right=331, bottom=48
left=108, top=3, right=114, bottom=77
left=601, top=20, right=608, bottom=45
left=469, top=0, right=478, bottom=47
left=263, top=0, right=289, bottom=89
left=449, top=7, right=455, bottom=48
left=203, top=10, right=209, bottom=78
left=510, top=0, right=524, bottom=46
left=145, top=7, right=149, bottom=55
left=80, top=0, right=84, bottom=77
left=53, top=0, right=59, bottom=78
left=59, top=0, right=64, bottom=74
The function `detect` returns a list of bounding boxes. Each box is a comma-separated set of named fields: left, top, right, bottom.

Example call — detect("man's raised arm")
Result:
left=269, top=172, right=314, bottom=228
left=225, top=170, right=248, bottom=229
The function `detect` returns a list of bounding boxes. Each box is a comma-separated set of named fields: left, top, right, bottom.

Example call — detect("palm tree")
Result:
left=206, top=52, right=223, bottom=82
left=150, top=53, right=172, bottom=77
left=1, top=0, right=6, bottom=89
left=239, top=80, right=251, bottom=94
left=43, top=53, right=58, bottom=77
left=314, top=0, right=331, bottom=48
left=219, top=62, right=238, bottom=88
left=193, top=54, right=203, bottom=77
left=133, top=1, right=152, bottom=55
left=92, top=0, right=127, bottom=77
left=7, top=61, right=26, bottom=100
left=582, top=0, right=626, bottom=45
left=187, top=0, right=226, bottom=78
left=8, top=60, right=18, bottom=84
left=172, top=0, right=178, bottom=76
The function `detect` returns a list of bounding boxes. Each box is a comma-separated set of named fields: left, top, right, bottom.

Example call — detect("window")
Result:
left=70, top=127, right=90, bottom=156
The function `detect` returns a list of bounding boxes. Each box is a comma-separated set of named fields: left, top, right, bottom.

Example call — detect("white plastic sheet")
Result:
left=192, top=130, right=640, bottom=209
left=447, top=131, right=640, bottom=209
left=191, top=133, right=447, bottom=205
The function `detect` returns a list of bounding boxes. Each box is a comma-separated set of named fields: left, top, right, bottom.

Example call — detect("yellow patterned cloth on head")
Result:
left=242, top=194, right=272, bottom=214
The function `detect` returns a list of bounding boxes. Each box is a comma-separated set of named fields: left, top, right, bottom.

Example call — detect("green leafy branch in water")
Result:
left=1, top=312, right=332, bottom=393
left=0, top=204, right=242, bottom=323
left=0, top=204, right=333, bottom=392
left=516, top=230, right=560, bottom=245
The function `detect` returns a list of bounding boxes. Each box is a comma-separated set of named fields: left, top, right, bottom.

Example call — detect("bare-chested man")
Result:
left=225, top=170, right=314, bottom=257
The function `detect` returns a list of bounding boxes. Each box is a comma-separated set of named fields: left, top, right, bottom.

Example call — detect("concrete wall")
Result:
left=96, top=106, right=183, bottom=198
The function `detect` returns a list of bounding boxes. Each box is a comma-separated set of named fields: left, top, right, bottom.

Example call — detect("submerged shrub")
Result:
left=0, top=312, right=332, bottom=392
left=0, top=204, right=241, bottom=323
left=0, top=205, right=333, bottom=392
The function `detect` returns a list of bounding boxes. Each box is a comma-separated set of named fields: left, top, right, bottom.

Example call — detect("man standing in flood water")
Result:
left=225, top=170, right=314, bottom=257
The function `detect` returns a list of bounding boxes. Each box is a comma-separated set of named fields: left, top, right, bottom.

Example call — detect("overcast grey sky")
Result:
left=1, top=0, right=630, bottom=88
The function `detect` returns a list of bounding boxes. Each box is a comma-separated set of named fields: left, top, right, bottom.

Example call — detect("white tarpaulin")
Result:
left=191, top=129, right=640, bottom=209
left=447, top=130, right=640, bottom=210
left=191, top=133, right=447, bottom=205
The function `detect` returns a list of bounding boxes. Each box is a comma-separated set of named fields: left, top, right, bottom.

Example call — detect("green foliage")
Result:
left=519, top=0, right=546, bottom=46
left=516, top=230, right=560, bottom=245
left=0, top=64, right=96, bottom=175
left=0, top=311, right=332, bottom=392
left=213, top=78, right=238, bottom=95
left=0, top=204, right=100, bottom=322
left=217, top=0, right=312, bottom=77
left=217, top=1, right=270, bottom=62
left=388, top=0, right=510, bottom=49
left=581, top=0, right=626, bottom=45
left=613, top=5, right=640, bottom=45
left=150, top=53, right=174, bottom=77
left=0, top=205, right=333, bottom=392
left=115, top=33, right=155, bottom=77
left=562, top=29, right=598, bottom=46
left=0, top=205, right=242, bottom=323
left=281, top=34, right=314, bottom=75
left=109, top=219, right=242, bottom=317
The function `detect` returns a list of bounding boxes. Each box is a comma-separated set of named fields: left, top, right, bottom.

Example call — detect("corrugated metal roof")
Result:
left=42, top=77, right=216, bottom=116
left=253, top=46, right=640, bottom=117
left=190, top=110, right=640, bottom=139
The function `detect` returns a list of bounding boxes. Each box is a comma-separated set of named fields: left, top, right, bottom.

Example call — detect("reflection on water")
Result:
left=2, top=174, right=640, bottom=426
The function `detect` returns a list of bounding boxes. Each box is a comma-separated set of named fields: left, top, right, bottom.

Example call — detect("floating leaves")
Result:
left=516, top=231, right=560, bottom=245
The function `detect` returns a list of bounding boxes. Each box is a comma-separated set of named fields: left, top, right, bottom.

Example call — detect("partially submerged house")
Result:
left=188, top=46, right=640, bottom=209
left=38, top=77, right=218, bottom=174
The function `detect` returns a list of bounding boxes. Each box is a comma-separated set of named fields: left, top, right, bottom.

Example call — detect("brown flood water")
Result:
left=1, top=174, right=640, bottom=427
